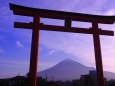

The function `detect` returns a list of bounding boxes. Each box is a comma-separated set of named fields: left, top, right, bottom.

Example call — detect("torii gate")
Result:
left=9, top=3, right=115, bottom=86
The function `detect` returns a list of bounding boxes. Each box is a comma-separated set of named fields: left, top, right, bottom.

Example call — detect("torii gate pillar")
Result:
left=92, top=22, right=105, bottom=86
left=28, top=16, right=40, bottom=86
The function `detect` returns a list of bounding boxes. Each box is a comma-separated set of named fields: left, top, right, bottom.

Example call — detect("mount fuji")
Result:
left=38, top=59, right=115, bottom=81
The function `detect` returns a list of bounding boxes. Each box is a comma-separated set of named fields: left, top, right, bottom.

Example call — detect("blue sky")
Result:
left=0, top=0, right=115, bottom=78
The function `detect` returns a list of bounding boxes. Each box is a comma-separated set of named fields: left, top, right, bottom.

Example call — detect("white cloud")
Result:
left=48, top=50, right=56, bottom=55
left=40, top=26, right=115, bottom=72
left=40, top=31, right=94, bottom=64
left=1, top=0, right=115, bottom=73
left=0, top=6, right=15, bottom=23
left=103, top=9, right=115, bottom=15
left=38, top=0, right=115, bottom=73
left=16, top=41, right=24, bottom=48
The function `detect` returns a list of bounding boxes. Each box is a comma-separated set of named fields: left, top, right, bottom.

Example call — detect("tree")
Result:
left=37, top=77, right=47, bottom=86
left=71, top=79, right=80, bottom=86
left=84, top=76, right=95, bottom=86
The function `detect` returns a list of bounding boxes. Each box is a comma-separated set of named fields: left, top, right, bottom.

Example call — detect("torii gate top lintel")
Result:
left=10, top=3, right=115, bottom=24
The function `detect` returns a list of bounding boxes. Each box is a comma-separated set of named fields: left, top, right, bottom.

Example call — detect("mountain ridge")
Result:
left=38, top=59, right=115, bottom=81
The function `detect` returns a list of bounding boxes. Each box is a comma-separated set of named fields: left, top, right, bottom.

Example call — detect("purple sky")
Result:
left=0, top=0, right=115, bottom=78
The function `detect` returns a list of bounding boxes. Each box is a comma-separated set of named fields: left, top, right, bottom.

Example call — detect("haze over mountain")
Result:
left=38, top=59, right=115, bottom=81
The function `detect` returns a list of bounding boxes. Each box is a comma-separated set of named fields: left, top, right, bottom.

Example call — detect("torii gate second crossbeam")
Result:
left=9, top=3, right=115, bottom=86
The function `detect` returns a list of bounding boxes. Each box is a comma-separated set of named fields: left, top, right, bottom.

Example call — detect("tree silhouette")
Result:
left=84, top=76, right=95, bottom=86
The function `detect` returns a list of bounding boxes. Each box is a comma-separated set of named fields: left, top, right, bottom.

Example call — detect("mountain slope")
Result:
left=38, top=59, right=115, bottom=81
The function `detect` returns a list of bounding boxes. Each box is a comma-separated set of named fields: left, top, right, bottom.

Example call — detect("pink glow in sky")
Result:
left=0, top=0, right=115, bottom=78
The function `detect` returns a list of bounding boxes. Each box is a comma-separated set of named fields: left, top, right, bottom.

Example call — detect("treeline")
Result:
left=0, top=76, right=115, bottom=86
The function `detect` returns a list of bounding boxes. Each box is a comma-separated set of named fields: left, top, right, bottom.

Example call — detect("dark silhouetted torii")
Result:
left=9, top=3, right=115, bottom=86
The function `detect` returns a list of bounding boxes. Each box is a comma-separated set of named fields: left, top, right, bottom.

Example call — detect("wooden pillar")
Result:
left=92, top=22, right=105, bottom=86
left=28, top=16, right=40, bottom=86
